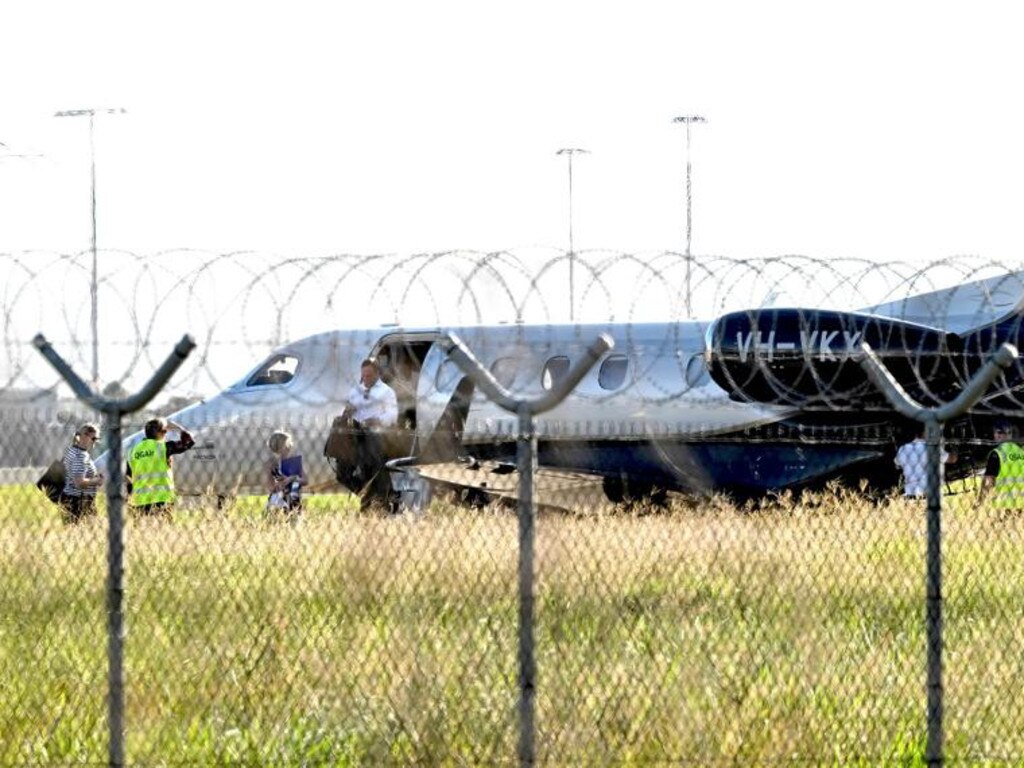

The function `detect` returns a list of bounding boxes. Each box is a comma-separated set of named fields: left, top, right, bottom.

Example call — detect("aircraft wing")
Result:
left=402, top=458, right=609, bottom=510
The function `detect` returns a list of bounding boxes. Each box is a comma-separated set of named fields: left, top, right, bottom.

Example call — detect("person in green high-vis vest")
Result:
left=127, top=417, right=195, bottom=516
left=980, top=420, right=1024, bottom=510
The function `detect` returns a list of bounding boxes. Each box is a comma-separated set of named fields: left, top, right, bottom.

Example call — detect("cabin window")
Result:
left=598, top=355, right=629, bottom=390
left=541, top=356, right=570, bottom=390
left=490, top=357, right=518, bottom=389
left=246, top=355, right=299, bottom=387
left=436, top=358, right=464, bottom=392
left=684, top=353, right=708, bottom=388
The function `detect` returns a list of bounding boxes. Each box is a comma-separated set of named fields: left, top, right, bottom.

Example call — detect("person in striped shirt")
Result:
left=60, top=422, right=104, bottom=523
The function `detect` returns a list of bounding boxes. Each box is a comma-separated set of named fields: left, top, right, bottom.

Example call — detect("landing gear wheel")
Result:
left=603, top=474, right=667, bottom=509
left=458, top=486, right=491, bottom=509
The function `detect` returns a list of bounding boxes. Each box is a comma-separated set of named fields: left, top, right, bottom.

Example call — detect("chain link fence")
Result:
left=3, top=250, right=1024, bottom=764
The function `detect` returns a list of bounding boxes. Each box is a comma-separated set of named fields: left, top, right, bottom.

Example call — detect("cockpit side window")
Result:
left=246, top=355, right=299, bottom=387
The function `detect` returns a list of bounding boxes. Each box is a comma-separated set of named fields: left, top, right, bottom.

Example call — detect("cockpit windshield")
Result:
left=245, top=354, right=299, bottom=387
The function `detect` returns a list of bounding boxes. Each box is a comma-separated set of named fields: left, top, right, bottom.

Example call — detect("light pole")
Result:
left=672, top=115, right=706, bottom=317
left=0, top=140, right=43, bottom=161
left=54, top=107, right=126, bottom=387
left=556, top=148, right=589, bottom=322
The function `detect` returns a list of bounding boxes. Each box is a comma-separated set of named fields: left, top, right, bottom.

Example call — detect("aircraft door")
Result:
left=375, top=339, right=433, bottom=432
left=415, top=342, right=473, bottom=460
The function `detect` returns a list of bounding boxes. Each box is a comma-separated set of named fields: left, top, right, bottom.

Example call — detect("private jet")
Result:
left=97, top=270, right=1024, bottom=507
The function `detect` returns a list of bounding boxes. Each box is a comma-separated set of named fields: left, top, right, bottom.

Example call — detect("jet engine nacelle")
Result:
left=705, top=309, right=963, bottom=408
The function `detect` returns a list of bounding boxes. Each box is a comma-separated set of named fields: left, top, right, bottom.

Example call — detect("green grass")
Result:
left=2, top=484, right=1024, bottom=764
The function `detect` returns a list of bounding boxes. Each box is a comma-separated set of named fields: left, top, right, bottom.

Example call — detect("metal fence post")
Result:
left=516, top=403, right=538, bottom=764
left=443, top=332, right=614, bottom=767
left=33, top=333, right=196, bottom=768
left=858, top=340, right=1017, bottom=767
left=103, top=408, right=125, bottom=765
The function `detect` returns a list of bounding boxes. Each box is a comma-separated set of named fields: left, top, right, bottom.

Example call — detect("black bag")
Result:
left=324, top=415, right=356, bottom=462
left=35, top=460, right=66, bottom=504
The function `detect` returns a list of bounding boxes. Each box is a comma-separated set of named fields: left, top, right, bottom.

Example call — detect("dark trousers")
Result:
left=352, top=425, right=393, bottom=509
left=353, top=426, right=385, bottom=484
left=58, top=493, right=96, bottom=524
left=134, top=502, right=171, bottom=518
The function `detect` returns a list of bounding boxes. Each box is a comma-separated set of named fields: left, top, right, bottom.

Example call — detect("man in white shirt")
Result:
left=894, top=425, right=956, bottom=498
left=343, top=359, right=398, bottom=429
left=341, top=359, right=399, bottom=505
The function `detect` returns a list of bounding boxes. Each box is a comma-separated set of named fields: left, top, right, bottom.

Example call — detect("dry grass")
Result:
left=2, top=484, right=1024, bottom=764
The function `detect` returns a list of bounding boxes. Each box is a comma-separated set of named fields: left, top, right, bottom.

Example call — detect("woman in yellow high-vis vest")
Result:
left=127, top=418, right=195, bottom=516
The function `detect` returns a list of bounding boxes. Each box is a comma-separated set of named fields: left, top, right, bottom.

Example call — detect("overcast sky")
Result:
left=3, top=2, right=1023, bottom=263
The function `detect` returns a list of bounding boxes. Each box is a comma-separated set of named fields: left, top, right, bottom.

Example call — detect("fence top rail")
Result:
left=32, top=334, right=196, bottom=415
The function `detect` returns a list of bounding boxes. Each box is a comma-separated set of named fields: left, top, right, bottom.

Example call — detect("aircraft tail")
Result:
left=859, top=269, right=1024, bottom=335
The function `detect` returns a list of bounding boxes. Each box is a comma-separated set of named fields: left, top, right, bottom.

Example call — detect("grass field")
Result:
left=2, top=483, right=1024, bottom=765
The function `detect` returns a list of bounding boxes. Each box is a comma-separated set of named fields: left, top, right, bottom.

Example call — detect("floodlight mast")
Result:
left=672, top=115, right=706, bottom=318
left=54, top=107, right=127, bottom=387
left=0, top=139, right=43, bottom=160
left=556, top=148, right=589, bottom=323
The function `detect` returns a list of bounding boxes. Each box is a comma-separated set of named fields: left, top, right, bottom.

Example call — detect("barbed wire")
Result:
left=3, top=249, right=1023, bottom=398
